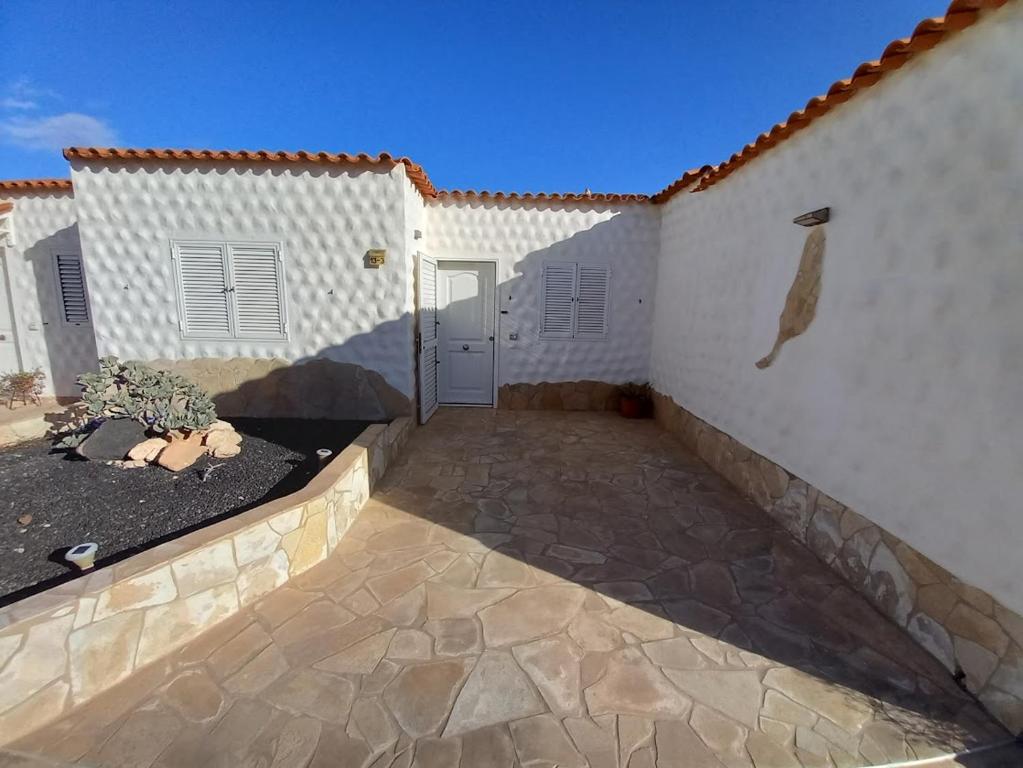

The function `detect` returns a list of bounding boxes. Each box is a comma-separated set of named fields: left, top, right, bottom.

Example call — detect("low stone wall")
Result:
left=0, top=416, right=412, bottom=744
left=653, top=391, right=1023, bottom=733
left=498, top=380, right=621, bottom=410
left=145, top=357, right=413, bottom=422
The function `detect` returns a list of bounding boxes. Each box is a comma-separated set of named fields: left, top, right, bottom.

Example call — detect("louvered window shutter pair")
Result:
left=173, top=241, right=287, bottom=340
left=539, top=262, right=610, bottom=340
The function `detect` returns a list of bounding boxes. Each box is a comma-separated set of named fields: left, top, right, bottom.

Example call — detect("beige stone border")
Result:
left=498, top=380, right=621, bottom=411
left=0, top=416, right=412, bottom=744
left=653, top=391, right=1022, bottom=734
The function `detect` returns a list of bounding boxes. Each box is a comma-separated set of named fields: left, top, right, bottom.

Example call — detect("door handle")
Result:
left=488, top=336, right=494, bottom=342
left=462, top=344, right=469, bottom=351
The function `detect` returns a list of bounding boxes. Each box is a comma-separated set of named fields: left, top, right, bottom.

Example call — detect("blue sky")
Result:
left=0, top=0, right=947, bottom=192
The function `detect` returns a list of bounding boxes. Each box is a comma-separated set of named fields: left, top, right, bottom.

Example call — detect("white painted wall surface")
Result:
left=426, top=198, right=659, bottom=386
left=69, top=161, right=417, bottom=397
left=650, top=4, right=1023, bottom=614
left=0, top=190, right=98, bottom=395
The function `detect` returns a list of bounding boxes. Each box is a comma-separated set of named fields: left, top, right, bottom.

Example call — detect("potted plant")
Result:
left=618, top=382, right=652, bottom=419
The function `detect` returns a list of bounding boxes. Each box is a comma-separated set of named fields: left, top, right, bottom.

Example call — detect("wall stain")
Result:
left=756, top=226, right=826, bottom=369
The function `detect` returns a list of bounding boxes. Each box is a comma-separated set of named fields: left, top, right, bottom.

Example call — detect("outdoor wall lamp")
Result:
left=793, top=207, right=830, bottom=226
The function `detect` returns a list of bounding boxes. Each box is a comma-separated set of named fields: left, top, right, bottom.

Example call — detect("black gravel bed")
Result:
left=0, top=418, right=375, bottom=605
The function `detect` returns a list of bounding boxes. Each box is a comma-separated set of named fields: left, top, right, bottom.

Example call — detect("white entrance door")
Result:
left=416, top=254, right=439, bottom=424
left=0, top=252, right=20, bottom=372
left=437, top=261, right=495, bottom=405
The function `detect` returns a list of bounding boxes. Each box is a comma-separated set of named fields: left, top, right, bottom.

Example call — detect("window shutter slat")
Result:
left=540, top=262, right=577, bottom=339
left=176, top=243, right=232, bottom=337
left=230, top=243, right=286, bottom=339
left=575, top=265, right=610, bottom=339
left=55, top=254, right=89, bottom=324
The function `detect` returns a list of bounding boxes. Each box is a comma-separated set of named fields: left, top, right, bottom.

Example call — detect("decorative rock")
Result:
left=16, top=514, right=32, bottom=525
left=128, top=436, right=169, bottom=463
left=156, top=431, right=207, bottom=471
left=77, top=419, right=147, bottom=461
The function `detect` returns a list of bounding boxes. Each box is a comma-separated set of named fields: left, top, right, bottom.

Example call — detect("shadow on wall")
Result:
left=25, top=223, right=99, bottom=395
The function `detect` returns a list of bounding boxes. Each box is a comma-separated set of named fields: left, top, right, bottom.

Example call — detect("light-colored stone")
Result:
left=315, top=629, right=395, bottom=675
left=68, top=611, right=142, bottom=703
left=128, top=437, right=169, bottom=462
left=444, top=651, right=544, bottom=736
left=867, top=542, right=916, bottom=627
left=763, top=668, right=872, bottom=733
left=137, top=582, right=239, bottom=667
left=689, top=704, right=749, bottom=768
left=424, top=618, right=482, bottom=656
left=512, top=635, right=584, bottom=715
left=509, top=713, right=587, bottom=768
left=265, top=668, right=356, bottom=724
left=954, top=636, right=1000, bottom=691
left=384, top=658, right=473, bottom=737
left=0, top=679, right=70, bottom=745
left=607, top=603, right=675, bottom=641
left=269, top=507, right=304, bottom=536
left=165, top=669, right=224, bottom=722
left=366, top=560, right=434, bottom=604
left=290, top=512, right=329, bottom=575
left=0, top=614, right=72, bottom=714
left=947, top=602, right=1009, bottom=656
left=171, top=540, right=237, bottom=598
left=237, top=550, right=291, bottom=605
left=662, top=669, right=762, bottom=727
left=426, top=582, right=515, bottom=620
left=479, top=585, right=586, bottom=646
left=907, top=612, right=956, bottom=671
left=477, top=549, right=534, bottom=588
left=584, top=648, right=690, bottom=718
left=93, top=566, right=178, bottom=620
left=224, top=642, right=290, bottom=695
left=233, top=522, right=282, bottom=567
left=761, top=689, right=817, bottom=727
left=568, top=611, right=623, bottom=652
left=387, top=628, right=432, bottom=661
left=642, top=636, right=707, bottom=669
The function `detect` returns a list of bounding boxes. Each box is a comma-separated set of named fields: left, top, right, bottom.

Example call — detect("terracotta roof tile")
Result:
left=63, top=147, right=438, bottom=199
left=0, top=178, right=73, bottom=192
left=436, top=189, right=649, bottom=204
left=0, top=202, right=13, bottom=214
left=656, top=0, right=1007, bottom=199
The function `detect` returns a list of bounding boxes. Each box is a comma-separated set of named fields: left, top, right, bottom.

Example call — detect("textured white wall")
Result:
left=69, top=161, right=417, bottom=396
left=426, top=198, right=659, bottom=386
left=0, top=191, right=98, bottom=395
left=651, top=4, right=1023, bottom=614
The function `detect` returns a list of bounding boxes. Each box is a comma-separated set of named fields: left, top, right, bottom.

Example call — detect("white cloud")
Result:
left=1, top=97, right=38, bottom=111
left=0, top=112, right=119, bottom=151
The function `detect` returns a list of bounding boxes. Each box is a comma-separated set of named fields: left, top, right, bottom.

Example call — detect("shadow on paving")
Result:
left=8, top=408, right=1014, bottom=768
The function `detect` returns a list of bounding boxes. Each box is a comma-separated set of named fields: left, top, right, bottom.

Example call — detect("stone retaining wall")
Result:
left=653, top=391, right=1023, bottom=733
left=0, top=416, right=412, bottom=744
left=498, top=380, right=621, bottom=411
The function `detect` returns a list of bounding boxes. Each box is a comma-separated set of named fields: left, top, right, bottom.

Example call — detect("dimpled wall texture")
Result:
left=651, top=3, right=1023, bottom=616
left=426, top=198, right=658, bottom=386
left=0, top=190, right=98, bottom=395
left=69, top=160, right=417, bottom=396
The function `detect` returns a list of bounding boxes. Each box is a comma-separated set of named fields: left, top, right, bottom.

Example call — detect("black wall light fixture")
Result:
left=793, top=207, right=830, bottom=226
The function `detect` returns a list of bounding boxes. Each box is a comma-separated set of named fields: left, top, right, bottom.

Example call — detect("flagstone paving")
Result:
left=6, top=409, right=1020, bottom=767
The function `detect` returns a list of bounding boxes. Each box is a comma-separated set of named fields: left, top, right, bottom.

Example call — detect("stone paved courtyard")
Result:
left=5, top=409, right=1018, bottom=767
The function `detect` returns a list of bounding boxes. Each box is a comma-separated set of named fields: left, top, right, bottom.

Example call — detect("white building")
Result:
left=0, top=0, right=1020, bottom=725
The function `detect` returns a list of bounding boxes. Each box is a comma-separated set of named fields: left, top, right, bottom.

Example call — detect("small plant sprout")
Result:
left=200, top=461, right=225, bottom=482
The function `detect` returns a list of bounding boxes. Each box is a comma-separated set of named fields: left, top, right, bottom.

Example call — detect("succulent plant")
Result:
left=57, top=357, right=217, bottom=447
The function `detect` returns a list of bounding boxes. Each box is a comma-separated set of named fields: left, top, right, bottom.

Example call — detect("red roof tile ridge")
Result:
left=665, top=0, right=1009, bottom=198
left=0, top=178, right=73, bottom=192
left=435, top=189, right=649, bottom=204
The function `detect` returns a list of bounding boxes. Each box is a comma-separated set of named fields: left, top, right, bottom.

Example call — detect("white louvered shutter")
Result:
left=417, top=254, right=439, bottom=423
left=540, top=262, right=577, bottom=339
left=175, top=242, right=232, bottom=337
left=575, top=265, right=610, bottom=339
left=230, top=243, right=287, bottom=339
left=54, top=254, right=89, bottom=324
